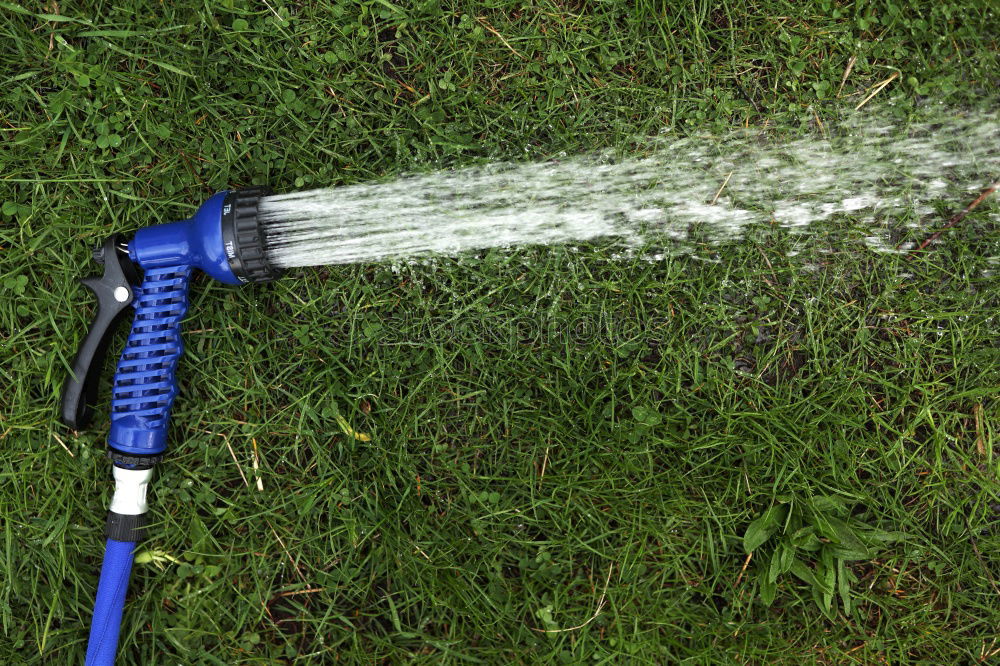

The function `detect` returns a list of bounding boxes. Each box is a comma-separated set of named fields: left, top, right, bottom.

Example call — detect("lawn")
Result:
left=2, top=1, right=999, bottom=663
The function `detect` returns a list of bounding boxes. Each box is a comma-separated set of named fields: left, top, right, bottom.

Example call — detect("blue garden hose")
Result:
left=62, top=188, right=281, bottom=664
left=86, top=540, right=136, bottom=666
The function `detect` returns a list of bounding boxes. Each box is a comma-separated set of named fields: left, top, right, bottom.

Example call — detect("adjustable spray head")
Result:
left=61, top=187, right=278, bottom=432
left=128, top=187, right=280, bottom=286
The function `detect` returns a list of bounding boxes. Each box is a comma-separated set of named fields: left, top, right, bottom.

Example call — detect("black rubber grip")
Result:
left=105, top=511, right=148, bottom=542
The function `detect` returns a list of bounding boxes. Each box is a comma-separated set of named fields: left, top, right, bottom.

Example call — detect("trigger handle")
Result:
left=61, top=236, right=139, bottom=430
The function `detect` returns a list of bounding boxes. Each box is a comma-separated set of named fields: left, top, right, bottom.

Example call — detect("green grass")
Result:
left=2, top=0, right=1000, bottom=663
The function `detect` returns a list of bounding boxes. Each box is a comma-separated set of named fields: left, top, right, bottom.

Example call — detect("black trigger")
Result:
left=60, top=236, right=138, bottom=430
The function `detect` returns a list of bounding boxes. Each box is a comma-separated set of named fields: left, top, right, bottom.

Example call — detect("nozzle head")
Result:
left=129, top=187, right=280, bottom=286
left=221, top=187, right=282, bottom=284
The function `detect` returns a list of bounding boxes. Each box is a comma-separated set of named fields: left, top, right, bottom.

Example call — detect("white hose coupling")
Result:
left=108, top=466, right=154, bottom=515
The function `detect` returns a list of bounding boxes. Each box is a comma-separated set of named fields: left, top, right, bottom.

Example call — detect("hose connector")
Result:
left=106, top=466, right=154, bottom=542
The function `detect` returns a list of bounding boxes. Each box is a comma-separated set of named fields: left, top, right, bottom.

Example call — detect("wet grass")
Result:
left=2, top=1, right=999, bottom=663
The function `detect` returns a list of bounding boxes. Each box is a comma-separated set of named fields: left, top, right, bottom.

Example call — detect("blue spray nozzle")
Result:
left=60, top=187, right=277, bottom=435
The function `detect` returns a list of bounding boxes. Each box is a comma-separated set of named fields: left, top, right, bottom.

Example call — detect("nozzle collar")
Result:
left=221, top=187, right=281, bottom=284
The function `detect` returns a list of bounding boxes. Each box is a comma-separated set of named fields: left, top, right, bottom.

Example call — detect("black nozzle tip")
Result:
left=221, top=186, right=281, bottom=284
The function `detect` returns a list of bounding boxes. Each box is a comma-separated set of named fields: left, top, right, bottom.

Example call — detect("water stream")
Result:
left=259, top=107, right=999, bottom=268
